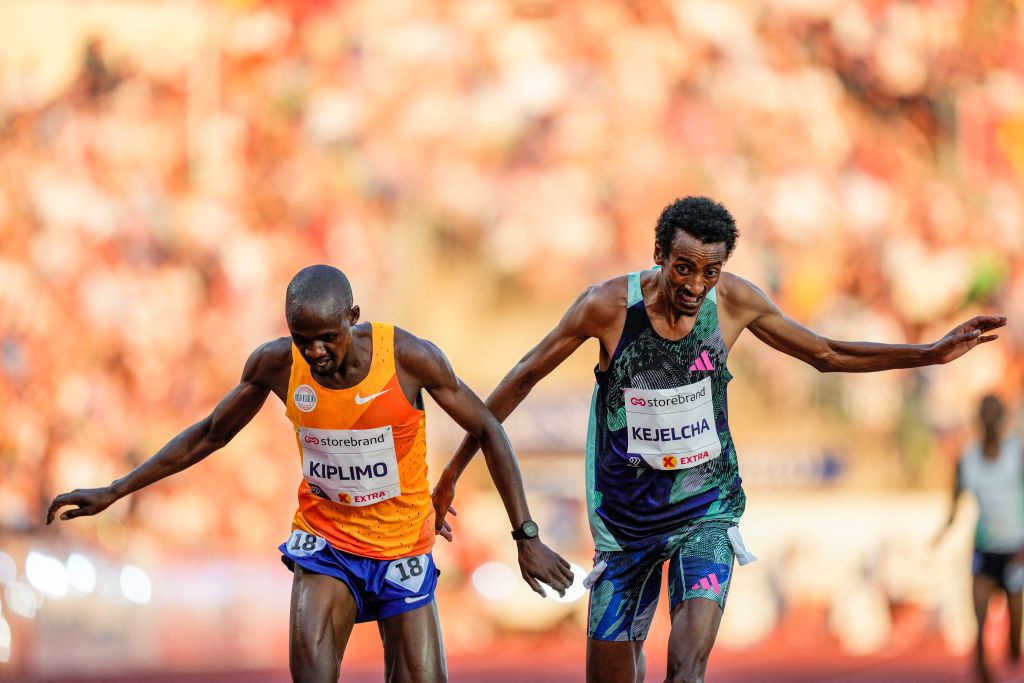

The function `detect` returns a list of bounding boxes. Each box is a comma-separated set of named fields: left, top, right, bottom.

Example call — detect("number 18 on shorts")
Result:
left=279, top=530, right=440, bottom=622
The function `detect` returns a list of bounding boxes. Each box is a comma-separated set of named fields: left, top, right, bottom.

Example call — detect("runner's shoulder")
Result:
left=571, top=275, right=628, bottom=329
left=244, top=336, right=293, bottom=384
left=715, top=272, right=771, bottom=313
left=393, top=326, right=455, bottom=386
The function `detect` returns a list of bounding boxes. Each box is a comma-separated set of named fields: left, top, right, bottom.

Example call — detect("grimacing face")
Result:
left=654, top=230, right=728, bottom=316
left=287, top=305, right=360, bottom=376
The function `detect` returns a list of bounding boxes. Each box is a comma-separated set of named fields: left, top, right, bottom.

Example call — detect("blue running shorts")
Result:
left=279, top=529, right=439, bottom=623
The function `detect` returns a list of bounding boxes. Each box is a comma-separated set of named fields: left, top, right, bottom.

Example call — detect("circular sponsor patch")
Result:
left=294, top=384, right=317, bottom=412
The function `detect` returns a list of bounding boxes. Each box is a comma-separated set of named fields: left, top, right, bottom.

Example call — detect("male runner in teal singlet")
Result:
left=433, top=196, right=1006, bottom=683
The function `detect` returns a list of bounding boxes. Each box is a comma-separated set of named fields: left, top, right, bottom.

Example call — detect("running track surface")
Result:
left=20, top=643, right=1024, bottom=683
left=20, top=662, right=1024, bottom=683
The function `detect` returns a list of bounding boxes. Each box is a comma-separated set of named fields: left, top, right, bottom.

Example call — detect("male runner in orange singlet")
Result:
left=47, top=264, right=573, bottom=683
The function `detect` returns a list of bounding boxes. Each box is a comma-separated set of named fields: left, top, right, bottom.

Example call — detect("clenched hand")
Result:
left=517, top=538, right=574, bottom=598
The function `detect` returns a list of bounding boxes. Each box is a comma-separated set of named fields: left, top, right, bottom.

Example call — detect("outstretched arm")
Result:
left=400, top=334, right=575, bottom=596
left=728, top=276, right=1006, bottom=372
left=46, top=339, right=288, bottom=524
left=435, top=285, right=616, bottom=503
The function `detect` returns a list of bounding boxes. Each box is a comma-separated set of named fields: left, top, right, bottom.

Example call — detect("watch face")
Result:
left=522, top=521, right=539, bottom=537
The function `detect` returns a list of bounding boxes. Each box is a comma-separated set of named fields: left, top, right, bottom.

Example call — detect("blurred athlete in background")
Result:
left=936, top=394, right=1023, bottom=683
left=48, top=264, right=573, bottom=683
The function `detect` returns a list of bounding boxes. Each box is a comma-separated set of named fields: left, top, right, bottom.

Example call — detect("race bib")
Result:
left=385, top=554, right=431, bottom=593
left=285, top=530, right=327, bottom=558
left=299, top=425, right=401, bottom=506
left=624, top=378, right=722, bottom=470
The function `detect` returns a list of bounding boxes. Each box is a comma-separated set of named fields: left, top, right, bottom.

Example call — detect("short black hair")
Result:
left=655, top=196, right=738, bottom=259
left=285, top=265, right=353, bottom=321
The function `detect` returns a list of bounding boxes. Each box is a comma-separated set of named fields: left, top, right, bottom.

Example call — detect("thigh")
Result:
left=973, top=571, right=1001, bottom=622
left=1007, top=587, right=1022, bottom=659
left=666, top=598, right=725, bottom=677
left=586, top=639, right=645, bottom=683
left=667, top=521, right=735, bottom=611
left=377, top=601, right=447, bottom=683
left=1008, top=588, right=1023, bottom=629
left=290, top=565, right=359, bottom=683
left=664, top=523, right=733, bottom=679
left=588, top=546, right=666, bottom=643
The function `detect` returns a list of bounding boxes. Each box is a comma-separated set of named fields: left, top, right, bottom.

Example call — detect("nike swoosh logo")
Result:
left=354, top=389, right=391, bottom=405
left=405, top=594, right=432, bottom=604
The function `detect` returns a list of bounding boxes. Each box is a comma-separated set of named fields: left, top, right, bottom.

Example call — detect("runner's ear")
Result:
left=349, top=305, right=360, bottom=325
left=653, top=243, right=664, bottom=265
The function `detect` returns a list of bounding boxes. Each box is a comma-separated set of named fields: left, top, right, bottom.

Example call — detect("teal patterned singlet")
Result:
left=586, top=270, right=745, bottom=551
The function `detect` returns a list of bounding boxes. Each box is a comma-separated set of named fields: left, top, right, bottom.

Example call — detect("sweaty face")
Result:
left=287, top=306, right=356, bottom=376
left=654, top=231, right=728, bottom=316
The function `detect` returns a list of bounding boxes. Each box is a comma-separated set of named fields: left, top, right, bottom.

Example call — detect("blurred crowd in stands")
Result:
left=0, top=0, right=1022, bottom=598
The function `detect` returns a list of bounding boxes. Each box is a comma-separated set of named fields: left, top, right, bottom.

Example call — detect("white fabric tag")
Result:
left=624, top=378, right=723, bottom=470
left=583, top=560, right=608, bottom=589
left=299, top=425, right=401, bottom=506
left=385, top=554, right=431, bottom=593
left=285, top=530, right=328, bottom=558
left=727, top=526, right=757, bottom=566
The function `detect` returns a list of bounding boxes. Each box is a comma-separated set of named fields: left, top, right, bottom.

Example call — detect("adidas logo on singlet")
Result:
left=688, top=351, right=715, bottom=372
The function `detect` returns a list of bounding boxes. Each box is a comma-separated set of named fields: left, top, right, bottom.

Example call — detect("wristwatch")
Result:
left=511, top=520, right=539, bottom=541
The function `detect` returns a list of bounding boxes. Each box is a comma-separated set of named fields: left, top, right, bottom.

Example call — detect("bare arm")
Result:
left=438, top=284, right=619, bottom=486
left=933, top=463, right=964, bottom=545
left=398, top=332, right=574, bottom=595
left=723, top=275, right=1006, bottom=373
left=46, top=339, right=290, bottom=523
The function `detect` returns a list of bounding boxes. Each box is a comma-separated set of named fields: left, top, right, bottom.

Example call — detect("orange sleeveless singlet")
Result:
left=285, top=322, right=434, bottom=559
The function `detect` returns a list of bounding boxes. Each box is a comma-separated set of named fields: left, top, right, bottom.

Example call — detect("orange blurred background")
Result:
left=1, top=0, right=1023, bottom=680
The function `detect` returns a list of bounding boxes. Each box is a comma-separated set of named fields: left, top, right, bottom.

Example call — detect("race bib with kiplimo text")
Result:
left=624, top=378, right=722, bottom=470
left=299, top=425, right=401, bottom=506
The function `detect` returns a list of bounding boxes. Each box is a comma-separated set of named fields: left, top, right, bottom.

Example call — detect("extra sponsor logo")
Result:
left=336, top=490, right=388, bottom=505
left=294, top=384, right=317, bottom=412
left=650, top=451, right=714, bottom=469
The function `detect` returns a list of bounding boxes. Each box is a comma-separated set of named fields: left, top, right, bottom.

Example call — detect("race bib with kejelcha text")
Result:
left=624, top=378, right=722, bottom=470
left=299, top=425, right=401, bottom=506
